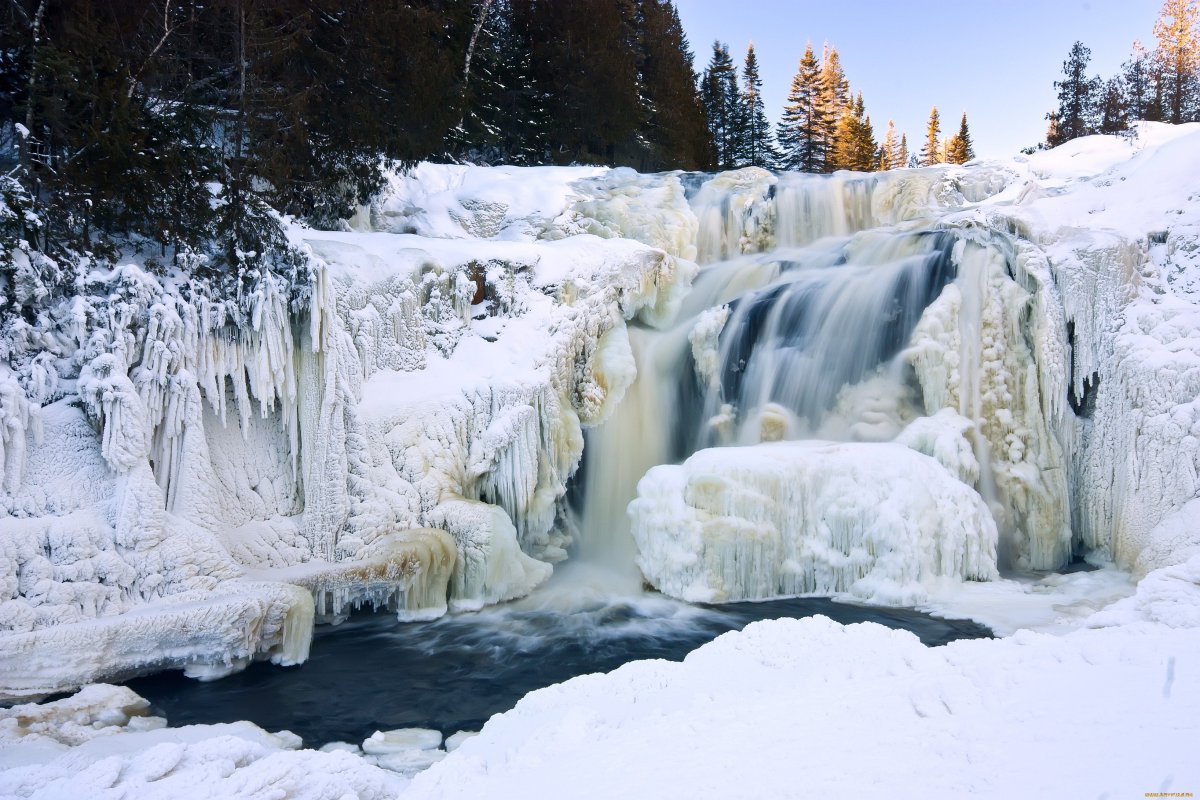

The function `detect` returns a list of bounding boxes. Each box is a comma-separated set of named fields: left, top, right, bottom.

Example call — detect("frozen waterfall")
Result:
left=576, top=165, right=1076, bottom=604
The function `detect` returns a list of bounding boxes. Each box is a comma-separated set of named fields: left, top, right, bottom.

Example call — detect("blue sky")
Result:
left=674, top=0, right=1163, bottom=158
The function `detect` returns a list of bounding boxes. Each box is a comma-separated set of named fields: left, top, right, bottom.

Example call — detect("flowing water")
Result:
left=129, top=565, right=989, bottom=748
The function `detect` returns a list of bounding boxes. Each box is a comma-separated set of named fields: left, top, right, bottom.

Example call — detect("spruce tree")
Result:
left=879, top=120, right=898, bottom=170
left=1097, top=77, right=1130, bottom=134
left=454, top=0, right=548, bottom=165
left=1048, top=41, right=1100, bottom=146
left=776, top=43, right=827, bottom=172
left=1152, top=0, right=1200, bottom=123
left=831, top=91, right=875, bottom=171
left=946, top=111, right=975, bottom=164
left=1123, top=41, right=1164, bottom=121
left=921, top=106, right=942, bottom=166
left=636, top=0, right=713, bottom=170
left=898, top=133, right=910, bottom=168
left=739, top=43, right=776, bottom=168
left=818, top=45, right=849, bottom=173
left=519, top=0, right=644, bottom=165
left=701, top=41, right=743, bottom=169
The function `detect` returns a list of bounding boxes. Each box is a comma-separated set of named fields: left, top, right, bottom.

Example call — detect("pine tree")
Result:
left=818, top=44, right=849, bottom=173
left=775, top=43, right=827, bottom=172
left=921, top=106, right=942, bottom=166
left=700, top=41, right=742, bottom=169
left=1152, top=0, right=1200, bottom=123
left=739, top=43, right=776, bottom=168
left=1097, top=77, right=1130, bottom=134
left=831, top=91, right=875, bottom=171
left=1124, top=41, right=1164, bottom=121
left=635, top=0, right=713, bottom=170
left=1048, top=41, right=1100, bottom=146
left=897, top=133, right=910, bottom=168
left=945, top=111, right=975, bottom=164
left=878, top=119, right=897, bottom=170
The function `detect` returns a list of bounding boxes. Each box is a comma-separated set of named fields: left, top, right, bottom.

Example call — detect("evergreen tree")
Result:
left=920, top=105, right=942, bottom=166
left=453, top=0, right=551, bottom=165
left=831, top=91, right=875, bottom=171
left=1045, top=110, right=1064, bottom=147
left=1097, top=77, right=1131, bottom=134
left=818, top=44, right=849, bottom=173
left=635, top=0, right=713, bottom=170
left=897, top=133, right=910, bottom=168
left=738, top=43, right=776, bottom=168
left=1123, top=41, right=1164, bottom=121
left=945, top=111, right=975, bottom=164
left=775, top=43, right=827, bottom=172
left=878, top=119, right=898, bottom=170
left=1048, top=41, right=1100, bottom=146
left=518, top=0, right=644, bottom=165
left=700, top=41, right=743, bottom=169
left=1152, top=0, right=1200, bottom=123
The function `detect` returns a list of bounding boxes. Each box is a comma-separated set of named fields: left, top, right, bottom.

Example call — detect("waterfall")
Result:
left=574, top=171, right=974, bottom=583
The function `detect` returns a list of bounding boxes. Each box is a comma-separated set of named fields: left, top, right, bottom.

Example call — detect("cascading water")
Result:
left=575, top=166, right=1066, bottom=600
left=576, top=173, right=938, bottom=565
left=695, top=230, right=956, bottom=448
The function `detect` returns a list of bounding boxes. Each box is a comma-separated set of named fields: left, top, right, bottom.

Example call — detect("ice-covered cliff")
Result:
left=0, top=165, right=696, bottom=698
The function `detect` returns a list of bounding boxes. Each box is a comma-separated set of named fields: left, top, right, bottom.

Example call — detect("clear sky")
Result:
left=674, top=0, right=1163, bottom=159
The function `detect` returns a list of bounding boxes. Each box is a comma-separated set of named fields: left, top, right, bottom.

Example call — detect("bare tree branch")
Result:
left=128, top=0, right=176, bottom=98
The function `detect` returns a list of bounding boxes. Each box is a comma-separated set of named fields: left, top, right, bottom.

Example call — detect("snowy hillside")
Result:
left=2, top=123, right=1200, bottom=797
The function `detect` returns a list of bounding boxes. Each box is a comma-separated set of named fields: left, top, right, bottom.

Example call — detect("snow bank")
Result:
left=0, top=709, right=405, bottom=800
left=403, top=612, right=1200, bottom=800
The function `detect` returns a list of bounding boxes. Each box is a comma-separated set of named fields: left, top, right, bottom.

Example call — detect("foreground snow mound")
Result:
left=0, top=718, right=404, bottom=800
left=630, top=441, right=998, bottom=604
left=403, top=614, right=1200, bottom=800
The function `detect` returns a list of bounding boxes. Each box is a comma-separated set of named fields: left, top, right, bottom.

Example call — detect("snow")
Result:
left=1, top=161, right=697, bottom=697
left=5, top=124, right=1200, bottom=797
left=630, top=441, right=997, bottom=605
left=0, top=720, right=408, bottom=800
left=403, top=612, right=1200, bottom=800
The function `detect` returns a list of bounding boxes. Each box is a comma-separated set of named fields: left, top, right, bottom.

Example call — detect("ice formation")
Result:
left=0, top=685, right=409, bottom=799
left=0, top=165, right=696, bottom=696
left=594, top=124, right=1200, bottom=607
left=5, top=121, right=1200, bottom=706
left=630, top=441, right=998, bottom=604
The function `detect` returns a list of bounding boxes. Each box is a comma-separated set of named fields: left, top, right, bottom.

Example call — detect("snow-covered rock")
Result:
left=630, top=441, right=997, bottom=604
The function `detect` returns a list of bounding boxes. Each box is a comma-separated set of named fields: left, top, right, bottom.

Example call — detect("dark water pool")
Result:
left=127, top=590, right=989, bottom=749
